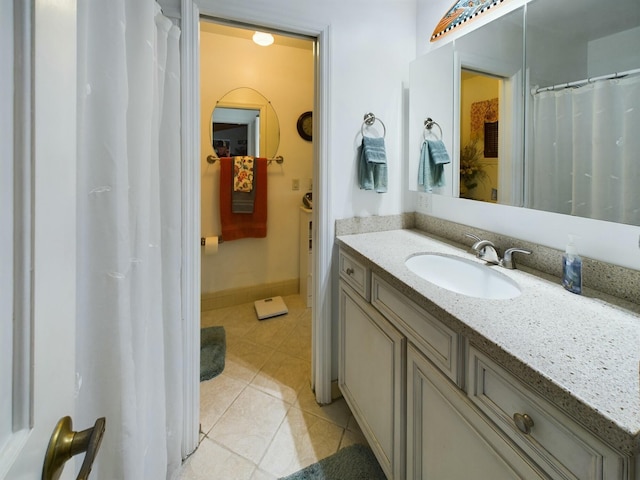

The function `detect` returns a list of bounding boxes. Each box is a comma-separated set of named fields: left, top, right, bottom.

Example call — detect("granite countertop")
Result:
left=337, top=229, right=640, bottom=455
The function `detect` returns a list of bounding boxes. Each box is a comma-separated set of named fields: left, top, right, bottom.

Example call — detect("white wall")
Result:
left=197, top=0, right=417, bottom=223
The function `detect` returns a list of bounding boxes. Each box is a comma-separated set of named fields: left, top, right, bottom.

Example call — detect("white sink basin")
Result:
left=405, top=253, right=521, bottom=299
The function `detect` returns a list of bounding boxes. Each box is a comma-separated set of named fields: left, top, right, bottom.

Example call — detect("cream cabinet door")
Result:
left=338, top=282, right=405, bottom=479
left=406, top=344, right=546, bottom=480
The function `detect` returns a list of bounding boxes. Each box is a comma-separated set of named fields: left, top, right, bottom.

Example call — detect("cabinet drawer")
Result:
left=339, top=250, right=370, bottom=301
left=372, top=274, right=461, bottom=386
left=468, top=346, right=626, bottom=480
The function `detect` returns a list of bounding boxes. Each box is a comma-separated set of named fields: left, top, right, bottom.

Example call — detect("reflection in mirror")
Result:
left=459, top=70, right=500, bottom=202
left=210, top=87, right=280, bottom=159
left=212, top=107, right=259, bottom=157
left=453, top=7, right=524, bottom=205
left=408, top=43, right=455, bottom=194
left=525, top=0, right=640, bottom=226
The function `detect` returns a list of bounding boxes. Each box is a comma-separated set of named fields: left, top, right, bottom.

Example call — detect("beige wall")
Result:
left=200, top=26, right=314, bottom=295
left=460, top=73, right=499, bottom=203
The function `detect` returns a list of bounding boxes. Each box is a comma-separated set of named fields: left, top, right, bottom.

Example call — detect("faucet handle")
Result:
left=465, top=233, right=481, bottom=243
left=465, top=233, right=482, bottom=252
left=502, top=248, right=531, bottom=270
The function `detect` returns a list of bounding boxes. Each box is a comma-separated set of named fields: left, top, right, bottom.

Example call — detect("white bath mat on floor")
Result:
left=254, top=296, right=288, bottom=320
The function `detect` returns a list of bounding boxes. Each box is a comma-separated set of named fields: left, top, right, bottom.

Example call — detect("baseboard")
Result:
left=201, top=279, right=299, bottom=311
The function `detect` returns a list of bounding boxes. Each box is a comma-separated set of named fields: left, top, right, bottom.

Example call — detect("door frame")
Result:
left=179, top=0, right=333, bottom=455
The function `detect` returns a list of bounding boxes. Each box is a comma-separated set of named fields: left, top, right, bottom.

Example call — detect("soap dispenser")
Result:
left=562, top=235, right=582, bottom=294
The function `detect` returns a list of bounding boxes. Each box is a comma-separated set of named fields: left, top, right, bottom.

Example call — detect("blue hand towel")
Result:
left=358, top=136, right=388, bottom=193
left=418, top=139, right=450, bottom=190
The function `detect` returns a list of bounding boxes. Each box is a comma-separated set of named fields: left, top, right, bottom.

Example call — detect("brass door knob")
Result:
left=42, top=416, right=106, bottom=480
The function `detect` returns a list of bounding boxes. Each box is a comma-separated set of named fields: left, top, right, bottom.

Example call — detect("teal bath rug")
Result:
left=200, top=326, right=226, bottom=381
left=279, top=444, right=386, bottom=480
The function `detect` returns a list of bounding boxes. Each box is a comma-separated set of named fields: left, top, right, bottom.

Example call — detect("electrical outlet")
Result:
left=292, top=178, right=300, bottom=191
left=418, top=193, right=432, bottom=213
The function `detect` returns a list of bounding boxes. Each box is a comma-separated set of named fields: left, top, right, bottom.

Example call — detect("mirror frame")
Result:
left=209, top=87, right=280, bottom=159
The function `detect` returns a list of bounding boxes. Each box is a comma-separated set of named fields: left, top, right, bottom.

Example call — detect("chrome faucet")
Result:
left=465, top=233, right=531, bottom=269
left=466, top=234, right=501, bottom=265
left=472, top=240, right=501, bottom=264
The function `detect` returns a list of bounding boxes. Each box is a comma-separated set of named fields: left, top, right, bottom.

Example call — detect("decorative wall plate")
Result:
left=431, top=0, right=506, bottom=42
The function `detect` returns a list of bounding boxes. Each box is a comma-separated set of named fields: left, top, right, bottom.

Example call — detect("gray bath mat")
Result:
left=200, top=326, right=226, bottom=381
left=278, top=444, right=386, bottom=480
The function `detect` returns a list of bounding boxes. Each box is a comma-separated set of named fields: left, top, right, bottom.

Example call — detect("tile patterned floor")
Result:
left=177, top=294, right=367, bottom=480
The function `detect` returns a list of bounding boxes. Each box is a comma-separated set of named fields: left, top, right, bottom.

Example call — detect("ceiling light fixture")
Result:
left=252, top=31, right=274, bottom=47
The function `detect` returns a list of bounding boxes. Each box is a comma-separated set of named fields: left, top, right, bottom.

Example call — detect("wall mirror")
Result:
left=409, top=0, right=640, bottom=227
left=210, top=87, right=280, bottom=158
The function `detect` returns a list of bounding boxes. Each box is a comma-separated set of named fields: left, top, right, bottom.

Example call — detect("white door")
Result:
left=2, top=1, right=79, bottom=478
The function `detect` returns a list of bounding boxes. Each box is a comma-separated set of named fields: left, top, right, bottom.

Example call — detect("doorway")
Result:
left=180, top=3, right=333, bottom=457
left=198, top=18, right=315, bottom=316
left=197, top=11, right=320, bottom=413
left=182, top=17, right=342, bottom=476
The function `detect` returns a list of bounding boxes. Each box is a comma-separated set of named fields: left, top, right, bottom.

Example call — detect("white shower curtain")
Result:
left=76, top=2, right=183, bottom=479
left=530, top=74, right=640, bottom=224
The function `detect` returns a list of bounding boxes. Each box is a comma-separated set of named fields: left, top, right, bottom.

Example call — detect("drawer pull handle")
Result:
left=513, top=413, right=534, bottom=434
left=346, top=267, right=354, bottom=276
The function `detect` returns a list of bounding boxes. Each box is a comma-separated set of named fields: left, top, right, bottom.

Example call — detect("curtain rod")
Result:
left=532, top=67, right=640, bottom=95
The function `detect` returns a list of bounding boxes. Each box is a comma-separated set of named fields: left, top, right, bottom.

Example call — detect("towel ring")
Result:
left=423, top=117, right=443, bottom=140
left=361, top=112, right=386, bottom=138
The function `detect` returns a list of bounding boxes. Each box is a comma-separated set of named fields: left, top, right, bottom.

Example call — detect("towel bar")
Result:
left=206, top=155, right=284, bottom=165
left=361, top=112, right=386, bottom=138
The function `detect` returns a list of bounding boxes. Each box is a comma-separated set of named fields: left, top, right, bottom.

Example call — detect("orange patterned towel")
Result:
left=233, top=156, right=254, bottom=192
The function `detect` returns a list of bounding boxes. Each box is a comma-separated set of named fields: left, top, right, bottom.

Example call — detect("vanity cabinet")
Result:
left=407, top=344, right=546, bottom=479
left=338, top=279, right=405, bottom=480
left=337, top=245, right=632, bottom=480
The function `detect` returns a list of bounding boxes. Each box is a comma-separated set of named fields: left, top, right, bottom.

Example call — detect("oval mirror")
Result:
left=210, top=87, right=280, bottom=159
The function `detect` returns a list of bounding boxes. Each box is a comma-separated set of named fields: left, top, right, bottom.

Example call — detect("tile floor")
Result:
left=177, top=294, right=368, bottom=480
